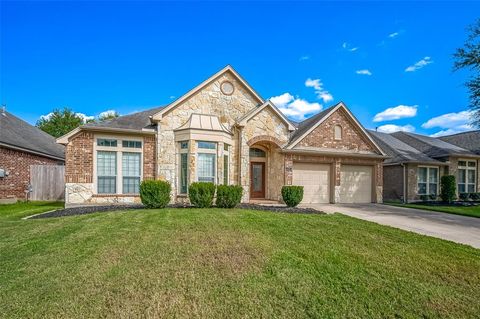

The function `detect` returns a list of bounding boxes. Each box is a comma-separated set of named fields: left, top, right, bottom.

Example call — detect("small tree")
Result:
left=36, top=107, right=93, bottom=138
left=98, top=110, right=120, bottom=122
left=440, top=175, right=456, bottom=203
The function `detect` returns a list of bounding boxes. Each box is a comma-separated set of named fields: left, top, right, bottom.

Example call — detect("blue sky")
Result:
left=1, top=1, right=479, bottom=137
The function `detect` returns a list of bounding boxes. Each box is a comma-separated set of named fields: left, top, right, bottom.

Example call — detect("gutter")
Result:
left=280, top=148, right=387, bottom=159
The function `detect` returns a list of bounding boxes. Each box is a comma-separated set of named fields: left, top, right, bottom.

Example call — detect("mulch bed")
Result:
left=28, top=203, right=322, bottom=219
left=412, top=201, right=480, bottom=207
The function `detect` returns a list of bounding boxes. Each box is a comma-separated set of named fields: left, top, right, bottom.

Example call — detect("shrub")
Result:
left=459, top=193, right=469, bottom=201
left=470, top=192, right=480, bottom=201
left=139, top=180, right=171, bottom=208
left=419, top=194, right=429, bottom=202
left=429, top=194, right=437, bottom=201
left=440, top=175, right=456, bottom=203
left=281, top=185, right=304, bottom=207
left=215, top=185, right=243, bottom=208
left=189, top=182, right=216, bottom=208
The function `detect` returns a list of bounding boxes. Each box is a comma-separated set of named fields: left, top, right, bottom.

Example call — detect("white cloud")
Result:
left=98, top=110, right=117, bottom=118
left=421, top=110, right=474, bottom=137
left=299, top=55, right=310, bottom=61
left=76, top=113, right=95, bottom=123
left=270, top=92, right=322, bottom=121
left=373, top=105, right=418, bottom=122
left=305, top=78, right=333, bottom=103
left=388, top=32, right=399, bottom=38
left=40, top=112, right=53, bottom=121
left=356, top=69, right=372, bottom=76
left=377, top=124, right=415, bottom=133
left=405, top=56, right=433, bottom=72
left=169, top=95, right=176, bottom=99
left=342, top=42, right=358, bottom=52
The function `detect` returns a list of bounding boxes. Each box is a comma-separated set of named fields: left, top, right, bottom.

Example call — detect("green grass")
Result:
left=386, top=202, right=480, bottom=218
left=1, top=202, right=479, bottom=318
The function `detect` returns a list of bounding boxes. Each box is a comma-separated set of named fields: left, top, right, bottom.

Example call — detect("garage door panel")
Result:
left=292, top=163, right=330, bottom=204
left=339, top=165, right=372, bottom=203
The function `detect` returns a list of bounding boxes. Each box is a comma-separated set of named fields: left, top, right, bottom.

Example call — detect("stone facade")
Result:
left=0, top=146, right=63, bottom=201
left=298, top=108, right=376, bottom=152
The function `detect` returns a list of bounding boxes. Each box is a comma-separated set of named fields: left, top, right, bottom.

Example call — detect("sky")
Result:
left=1, top=1, right=479, bottom=137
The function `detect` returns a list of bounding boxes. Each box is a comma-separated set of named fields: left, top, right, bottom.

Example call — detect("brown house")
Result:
left=0, top=110, right=65, bottom=202
left=57, top=65, right=387, bottom=207
left=370, top=130, right=480, bottom=202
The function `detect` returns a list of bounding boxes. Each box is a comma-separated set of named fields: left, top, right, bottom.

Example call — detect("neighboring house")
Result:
left=370, top=130, right=480, bottom=202
left=57, top=65, right=386, bottom=207
left=0, top=109, right=65, bottom=202
left=439, top=130, right=480, bottom=155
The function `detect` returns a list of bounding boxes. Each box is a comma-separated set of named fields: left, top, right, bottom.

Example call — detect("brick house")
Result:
left=0, top=110, right=65, bottom=202
left=57, top=65, right=387, bottom=207
left=370, top=130, right=480, bottom=202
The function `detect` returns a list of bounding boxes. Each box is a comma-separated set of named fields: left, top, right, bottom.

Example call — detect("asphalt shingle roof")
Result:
left=439, top=130, right=480, bottom=155
left=83, top=106, right=164, bottom=131
left=369, top=130, right=443, bottom=164
left=0, top=110, right=65, bottom=160
left=391, top=131, right=476, bottom=158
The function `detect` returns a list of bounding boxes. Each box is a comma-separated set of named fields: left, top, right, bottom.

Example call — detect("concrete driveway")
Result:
left=302, top=203, right=480, bottom=249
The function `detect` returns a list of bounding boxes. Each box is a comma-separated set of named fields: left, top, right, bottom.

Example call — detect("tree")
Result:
left=98, top=110, right=120, bottom=122
left=454, top=19, right=480, bottom=128
left=36, top=108, right=92, bottom=138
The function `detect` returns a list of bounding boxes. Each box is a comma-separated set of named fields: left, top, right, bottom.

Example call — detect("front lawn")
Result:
left=1, top=202, right=479, bottom=318
left=387, top=202, right=480, bottom=218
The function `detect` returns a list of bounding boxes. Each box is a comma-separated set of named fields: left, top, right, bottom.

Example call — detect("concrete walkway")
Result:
left=301, top=203, right=480, bottom=249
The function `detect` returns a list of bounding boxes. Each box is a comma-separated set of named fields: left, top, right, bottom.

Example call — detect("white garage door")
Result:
left=339, top=165, right=372, bottom=203
left=292, top=163, right=330, bottom=204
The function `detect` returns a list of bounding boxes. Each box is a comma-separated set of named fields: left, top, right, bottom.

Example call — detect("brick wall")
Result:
left=298, top=108, right=377, bottom=153
left=383, top=165, right=404, bottom=201
left=0, top=146, right=62, bottom=200
left=65, top=131, right=94, bottom=183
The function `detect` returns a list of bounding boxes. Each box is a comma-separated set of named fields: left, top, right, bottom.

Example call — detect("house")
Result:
left=57, top=65, right=386, bottom=207
left=0, top=109, right=65, bottom=202
left=370, top=130, right=480, bottom=202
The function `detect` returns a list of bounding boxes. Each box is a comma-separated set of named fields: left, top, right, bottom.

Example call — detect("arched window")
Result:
left=249, top=148, right=266, bottom=157
left=334, top=125, right=342, bottom=140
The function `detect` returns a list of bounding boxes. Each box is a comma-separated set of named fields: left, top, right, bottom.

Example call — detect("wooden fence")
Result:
left=29, top=165, right=65, bottom=201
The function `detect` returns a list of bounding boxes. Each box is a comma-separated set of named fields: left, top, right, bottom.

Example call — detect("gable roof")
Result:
left=0, top=110, right=65, bottom=160
left=392, top=131, right=477, bottom=158
left=439, top=130, right=480, bottom=155
left=57, top=106, right=161, bottom=144
left=286, top=102, right=386, bottom=155
left=236, top=100, right=296, bottom=131
left=152, top=65, right=264, bottom=120
left=369, top=130, right=445, bottom=165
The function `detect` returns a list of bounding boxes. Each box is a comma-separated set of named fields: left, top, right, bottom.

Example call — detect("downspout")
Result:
left=401, top=163, right=407, bottom=203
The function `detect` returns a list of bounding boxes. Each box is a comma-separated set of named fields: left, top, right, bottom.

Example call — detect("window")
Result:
left=417, top=167, right=438, bottom=195
left=334, top=125, right=342, bottom=140
left=198, top=153, right=216, bottom=183
left=122, top=140, right=142, bottom=148
left=249, top=148, right=266, bottom=157
left=180, top=153, right=188, bottom=193
left=97, top=151, right=117, bottom=193
left=97, top=139, right=117, bottom=147
left=223, top=144, right=229, bottom=185
left=122, top=152, right=141, bottom=194
left=458, top=160, right=476, bottom=193
left=180, top=141, right=189, bottom=149
left=198, top=141, right=216, bottom=149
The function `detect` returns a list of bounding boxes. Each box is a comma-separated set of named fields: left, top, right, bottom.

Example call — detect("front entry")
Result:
left=250, top=162, right=265, bottom=198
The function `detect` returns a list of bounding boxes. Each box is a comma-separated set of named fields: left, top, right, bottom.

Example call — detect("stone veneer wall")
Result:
left=0, top=146, right=63, bottom=201
left=284, top=153, right=383, bottom=203
left=298, top=108, right=376, bottom=152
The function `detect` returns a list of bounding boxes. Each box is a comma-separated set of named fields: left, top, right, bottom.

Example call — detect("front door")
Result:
left=250, top=162, right=265, bottom=198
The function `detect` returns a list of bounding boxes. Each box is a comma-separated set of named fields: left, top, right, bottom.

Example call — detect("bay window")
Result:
left=417, top=166, right=438, bottom=195
left=224, top=144, right=229, bottom=185
left=197, top=141, right=217, bottom=183
left=179, top=141, right=189, bottom=194
left=458, top=160, right=476, bottom=193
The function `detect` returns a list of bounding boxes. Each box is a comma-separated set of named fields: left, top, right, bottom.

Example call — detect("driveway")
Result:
left=302, top=203, right=480, bottom=249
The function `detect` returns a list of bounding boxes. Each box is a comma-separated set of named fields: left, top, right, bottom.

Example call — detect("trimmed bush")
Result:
left=470, top=193, right=480, bottom=201
left=419, top=194, right=429, bottom=202
left=189, top=182, right=216, bottom=208
left=429, top=194, right=437, bottom=201
left=215, top=185, right=243, bottom=208
left=281, top=185, right=304, bottom=207
left=440, top=175, right=456, bottom=203
left=139, top=180, right=171, bottom=208
left=459, top=193, right=469, bottom=201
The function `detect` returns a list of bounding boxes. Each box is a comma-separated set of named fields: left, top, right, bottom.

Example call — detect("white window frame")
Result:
left=197, top=141, right=217, bottom=184
left=178, top=141, right=189, bottom=194
left=458, top=159, right=477, bottom=194
left=334, top=125, right=342, bottom=140
left=94, top=135, right=143, bottom=195
left=417, top=166, right=439, bottom=195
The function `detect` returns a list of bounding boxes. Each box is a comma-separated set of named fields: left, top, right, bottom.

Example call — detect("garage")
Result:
left=292, top=162, right=330, bottom=203
left=339, top=165, right=372, bottom=203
